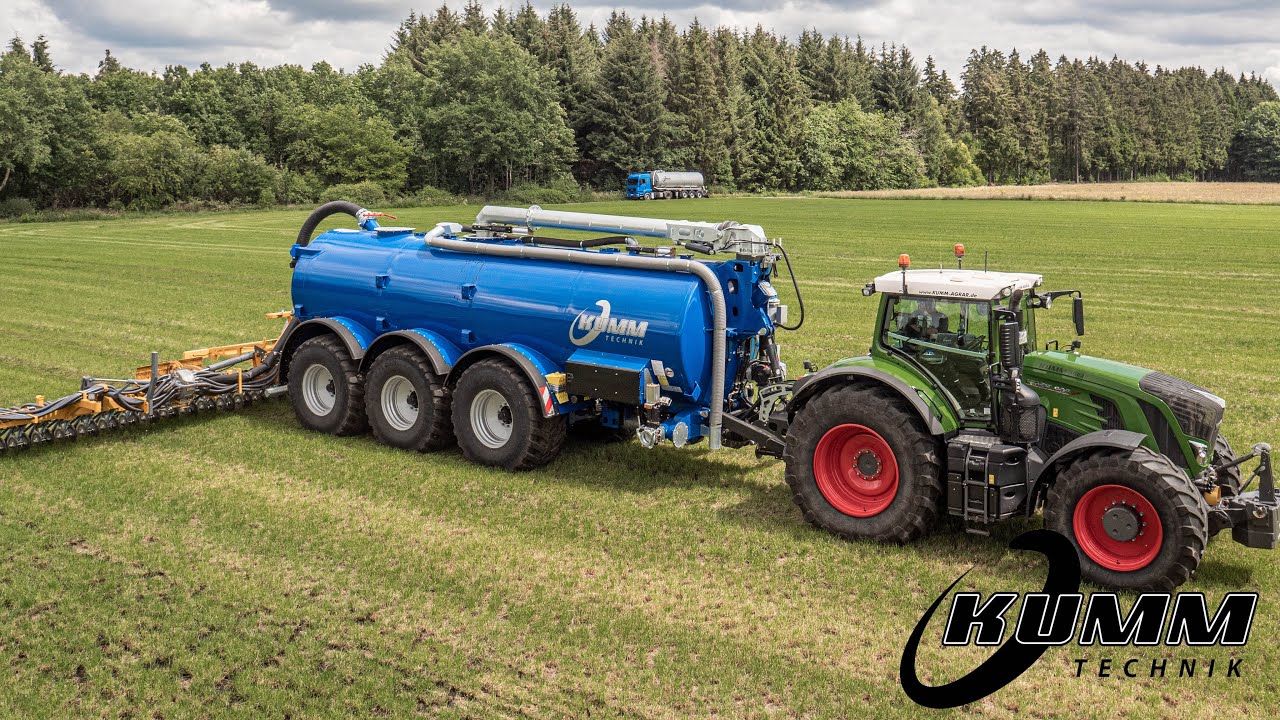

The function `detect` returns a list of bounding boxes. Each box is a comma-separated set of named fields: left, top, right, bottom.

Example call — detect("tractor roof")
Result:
left=872, top=269, right=1044, bottom=301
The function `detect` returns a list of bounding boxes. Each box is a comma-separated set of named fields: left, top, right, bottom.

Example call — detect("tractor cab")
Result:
left=865, top=260, right=1044, bottom=429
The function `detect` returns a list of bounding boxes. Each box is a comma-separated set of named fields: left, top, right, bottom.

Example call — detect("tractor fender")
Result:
left=446, top=343, right=566, bottom=418
left=1028, top=429, right=1148, bottom=509
left=361, top=329, right=462, bottom=377
left=787, top=366, right=946, bottom=436
left=275, top=316, right=375, bottom=383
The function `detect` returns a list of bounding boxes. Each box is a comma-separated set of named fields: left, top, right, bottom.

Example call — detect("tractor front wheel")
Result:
left=783, top=384, right=943, bottom=543
left=1046, top=447, right=1208, bottom=590
left=1212, top=435, right=1243, bottom=496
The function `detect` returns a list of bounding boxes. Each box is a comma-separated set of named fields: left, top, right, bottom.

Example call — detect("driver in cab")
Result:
left=899, top=299, right=949, bottom=343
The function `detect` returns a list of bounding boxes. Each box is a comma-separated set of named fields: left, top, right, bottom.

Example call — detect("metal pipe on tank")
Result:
left=422, top=222, right=727, bottom=449
left=474, top=205, right=767, bottom=256
left=475, top=205, right=674, bottom=239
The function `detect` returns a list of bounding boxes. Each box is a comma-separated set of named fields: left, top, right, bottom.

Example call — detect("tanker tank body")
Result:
left=282, top=202, right=794, bottom=471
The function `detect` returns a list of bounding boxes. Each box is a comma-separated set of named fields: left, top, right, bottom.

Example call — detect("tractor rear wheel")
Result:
left=783, top=384, right=943, bottom=543
left=288, top=335, right=368, bottom=436
left=1046, top=447, right=1208, bottom=591
left=365, top=345, right=454, bottom=452
left=452, top=359, right=566, bottom=471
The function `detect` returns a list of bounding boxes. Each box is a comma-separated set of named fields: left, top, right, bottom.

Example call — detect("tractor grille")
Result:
left=1042, top=421, right=1082, bottom=456
left=1140, top=400, right=1185, bottom=468
left=1139, top=371, right=1224, bottom=444
left=1095, top=396, right=1125, bottom=431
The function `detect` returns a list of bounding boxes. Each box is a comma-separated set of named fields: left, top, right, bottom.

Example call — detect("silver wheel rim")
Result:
left=380, top=375, right=419, bottom=431
left=470, top=388, right=512, bottom=449
left=301, top=364, right=336, bottom=416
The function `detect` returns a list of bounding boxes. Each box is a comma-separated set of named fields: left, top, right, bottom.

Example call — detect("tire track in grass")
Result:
left=0, top=479, right=614, bottom=719
left=2, top=440, right=931, bottom=712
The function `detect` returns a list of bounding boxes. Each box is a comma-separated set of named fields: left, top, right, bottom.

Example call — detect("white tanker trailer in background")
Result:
left=626, top=170, right=708, bottom=200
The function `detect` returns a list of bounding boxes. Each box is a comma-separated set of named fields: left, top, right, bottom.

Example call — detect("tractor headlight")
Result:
left=1189, top=440, right=1209, bottom=465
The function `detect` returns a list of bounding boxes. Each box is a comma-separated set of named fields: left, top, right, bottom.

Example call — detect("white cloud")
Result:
left=1, top=0, right=1276, bottom=87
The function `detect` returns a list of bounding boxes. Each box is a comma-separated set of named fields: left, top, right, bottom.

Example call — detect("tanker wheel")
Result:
left=452, top=358, right=566, bottom=471
left=1045, top=447, right=1208, bottom=591
left=783, top=384, right=942, bottom=543
left=365, top=345, right=454, bottom=452
left=287, top=335, right=368, bottom=436
left=644, top=192, right=654, bottom=201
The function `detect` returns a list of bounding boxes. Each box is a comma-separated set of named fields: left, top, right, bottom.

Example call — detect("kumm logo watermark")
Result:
left=569, top=300, right=649, bottom=347
left=899, top=530, right=1258, bottom=709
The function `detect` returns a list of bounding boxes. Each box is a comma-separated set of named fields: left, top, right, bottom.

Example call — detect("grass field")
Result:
left=824, top=181, right=1280, bottom=205
left=1, top=197, right=1279, bottom=718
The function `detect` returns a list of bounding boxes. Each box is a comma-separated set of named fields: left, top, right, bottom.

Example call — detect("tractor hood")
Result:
left=1025, top=349, right=1226, bottom=453
left=1024, top=350, right=1152, bottom=395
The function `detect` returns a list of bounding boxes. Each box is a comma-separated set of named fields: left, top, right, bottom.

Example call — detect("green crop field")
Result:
left=1, top=197, right=1278, bottom=718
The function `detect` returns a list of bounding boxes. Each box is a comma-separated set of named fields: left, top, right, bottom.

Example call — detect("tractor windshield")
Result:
left=882, top=296, right=993, bottom=420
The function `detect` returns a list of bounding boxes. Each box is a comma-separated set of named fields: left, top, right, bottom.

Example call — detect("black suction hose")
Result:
left=776, top=243, right=805, bottom=331
left=292, top=200, right=364, bottom=267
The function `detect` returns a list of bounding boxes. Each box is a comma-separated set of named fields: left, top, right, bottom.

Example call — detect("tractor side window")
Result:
left=882, top=297, right=993, bottom=420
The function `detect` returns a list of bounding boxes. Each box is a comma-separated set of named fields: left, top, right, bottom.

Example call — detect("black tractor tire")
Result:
left=1046, top=447, right=1208, bottom=591
left=783, top=384, right=943, bottom=543
left=288, top=335, right=368, bottom=436
left=365, top=346, right=454, bottom=452
left=1212, top=435, right=1243, bottom=496
left=452, top=358, right=566, bottom=471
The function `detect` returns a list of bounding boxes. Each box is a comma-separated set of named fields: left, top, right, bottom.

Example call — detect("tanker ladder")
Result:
left=0, top=312, right=295, bottom=455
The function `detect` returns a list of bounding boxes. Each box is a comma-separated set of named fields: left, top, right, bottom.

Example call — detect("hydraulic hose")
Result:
left=775, top=243, right=805, bottom=331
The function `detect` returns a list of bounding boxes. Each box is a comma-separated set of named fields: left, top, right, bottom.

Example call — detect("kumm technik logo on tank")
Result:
left=569, top=300, right=650, bottom=347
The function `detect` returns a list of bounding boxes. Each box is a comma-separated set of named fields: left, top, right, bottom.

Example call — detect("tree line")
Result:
left=1, top=3, right=1278, bottom=215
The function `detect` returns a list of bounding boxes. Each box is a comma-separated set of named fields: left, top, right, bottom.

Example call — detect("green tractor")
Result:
left=781, top=249, right=1275, bottom=590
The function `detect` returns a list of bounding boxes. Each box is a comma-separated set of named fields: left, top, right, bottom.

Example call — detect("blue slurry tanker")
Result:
left=281, top=201, right=793, bottom=471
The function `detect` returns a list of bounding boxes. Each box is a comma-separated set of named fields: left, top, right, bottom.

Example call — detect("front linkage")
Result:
left=1204, top=443, right=1277, bottom=549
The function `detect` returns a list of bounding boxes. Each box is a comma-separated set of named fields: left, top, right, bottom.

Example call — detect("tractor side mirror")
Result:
left=999, top=319, right=1023, bottom=371
left=1073, top=296, right=1086, bottom=336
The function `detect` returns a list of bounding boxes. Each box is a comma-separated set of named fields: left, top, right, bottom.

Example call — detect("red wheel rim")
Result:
left=1072, top=484, right=1163, bottom=571
left=813, top=424, right=899, bottom=517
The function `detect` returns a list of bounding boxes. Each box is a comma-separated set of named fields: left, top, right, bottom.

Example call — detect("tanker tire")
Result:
left=452, top=358, right=566, bottom=471
left=783, top=384, right=942, bottom=543
left=1046, top=447, right=1208, bottom=591
left=365, top=345, right=454, bottom=452
left=288, top=335, right=368, bottom=436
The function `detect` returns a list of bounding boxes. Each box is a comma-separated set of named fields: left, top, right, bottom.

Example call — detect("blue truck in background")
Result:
left=626, top=170, right=708, bottom=200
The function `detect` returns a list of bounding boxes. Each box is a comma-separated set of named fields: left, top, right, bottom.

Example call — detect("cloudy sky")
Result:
left=4, top=0, right=1278, bottom=86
